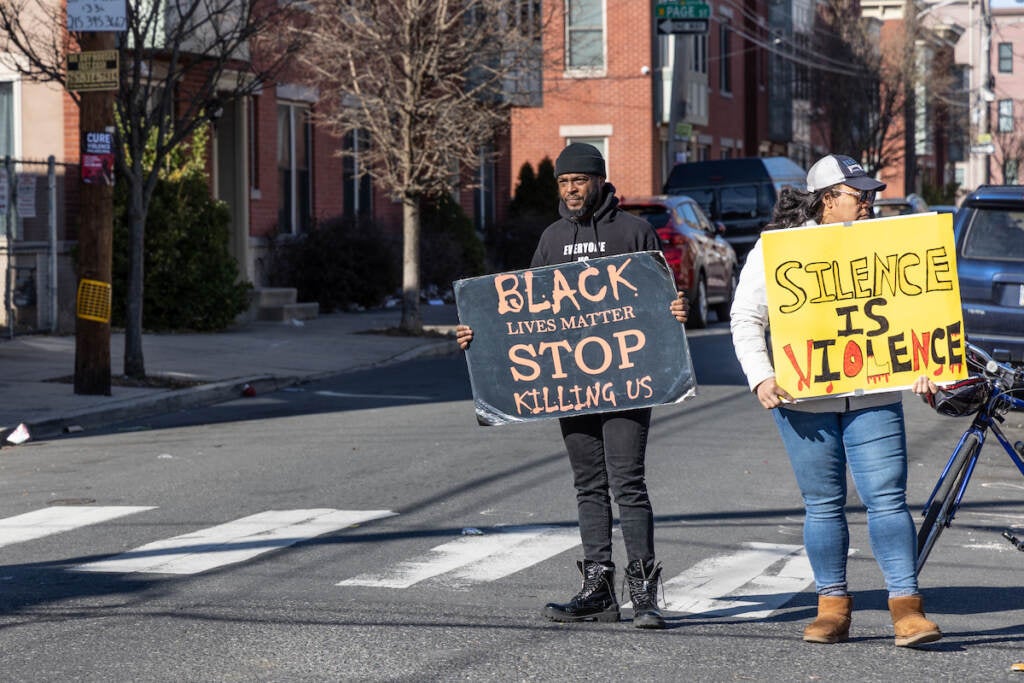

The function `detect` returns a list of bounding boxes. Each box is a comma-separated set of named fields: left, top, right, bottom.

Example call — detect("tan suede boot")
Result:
left=889, top=595, right=942, bottom=647
left=803, top=595, right=853, bottom=644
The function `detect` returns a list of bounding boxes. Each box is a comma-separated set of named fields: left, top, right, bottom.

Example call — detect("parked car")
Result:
left=953, top=185, right=1024, bottom=368
left=872, top=193, right=929, bottom=218
left=930, top=204, right=958, bottom=216
left=619, top=194, right=738, bottom=329
left=662, top=157, right=806, bottom=263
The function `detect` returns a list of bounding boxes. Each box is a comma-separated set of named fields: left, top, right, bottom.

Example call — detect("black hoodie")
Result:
left=530, top=182, right=661, bottom=268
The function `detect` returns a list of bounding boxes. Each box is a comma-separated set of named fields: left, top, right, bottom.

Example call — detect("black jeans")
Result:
left=559, top=407, right=654, bottom=566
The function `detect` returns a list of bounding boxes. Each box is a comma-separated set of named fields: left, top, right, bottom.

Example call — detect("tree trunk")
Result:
left=123, top=181, right=147, bottom=378
left=398, top=195, right=423, bottom=334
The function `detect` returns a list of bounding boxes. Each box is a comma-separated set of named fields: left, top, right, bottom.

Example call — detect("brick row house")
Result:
left=509, top=0, right=784, bottom=202
left=1, top=1, right=516, bottom=333
left=1, top=0, right=989, bottom=332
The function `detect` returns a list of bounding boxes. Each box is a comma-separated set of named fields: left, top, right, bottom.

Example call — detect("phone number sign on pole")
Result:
left=66, top=0, right=127, bottom=32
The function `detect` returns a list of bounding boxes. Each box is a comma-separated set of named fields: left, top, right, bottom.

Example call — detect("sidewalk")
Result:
left=0, top=304, right=460, bottom=443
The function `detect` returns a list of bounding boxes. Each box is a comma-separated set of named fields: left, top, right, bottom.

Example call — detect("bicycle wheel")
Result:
left=916, top=433, right=981, bottom=575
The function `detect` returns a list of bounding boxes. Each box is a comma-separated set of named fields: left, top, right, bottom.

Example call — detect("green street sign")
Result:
left=656, top=2, right=711, bottom=20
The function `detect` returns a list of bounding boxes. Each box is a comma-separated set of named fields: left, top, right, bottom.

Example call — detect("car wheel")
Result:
left=687, top=273, right=708, bottom=329
left=713, top=269, right=738, bottom=322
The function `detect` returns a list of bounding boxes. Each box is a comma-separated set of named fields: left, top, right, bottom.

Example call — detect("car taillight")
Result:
left=656, top=227, right=688, bottom=247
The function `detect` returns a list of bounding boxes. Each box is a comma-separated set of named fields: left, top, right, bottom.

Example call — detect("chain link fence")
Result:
left=0, top=156, right=80, bottom=337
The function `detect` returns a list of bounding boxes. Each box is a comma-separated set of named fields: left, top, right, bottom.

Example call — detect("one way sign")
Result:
left=657, top=18, right=709, bottom=34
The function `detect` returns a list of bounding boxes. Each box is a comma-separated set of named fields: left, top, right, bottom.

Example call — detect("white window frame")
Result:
left=719, top=22, right=733, bottom=95
left=998, top=99, right=1014, bottom=134
left=277, top=100, right=313, bottom=234
left=564, top=0, right=607, bottom=77
left=999, top=42, right=1013, bottom=74
left=0, top=60, right=23, bottom=160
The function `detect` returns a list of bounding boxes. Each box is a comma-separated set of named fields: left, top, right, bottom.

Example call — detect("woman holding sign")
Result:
left=730, top=154, right=942, bottom=648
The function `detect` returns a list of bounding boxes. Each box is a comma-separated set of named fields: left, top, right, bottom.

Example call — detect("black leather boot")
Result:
left=542, top=560, right=619, bottom=623
left=625, top=559, right=665, bottom=629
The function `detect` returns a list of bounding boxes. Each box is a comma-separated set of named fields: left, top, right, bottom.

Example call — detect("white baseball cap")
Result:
left=806, top=154, right=886, bottom=193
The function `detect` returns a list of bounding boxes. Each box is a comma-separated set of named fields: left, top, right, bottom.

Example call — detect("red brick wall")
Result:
left=704, top=11, right=749, bottom=160
left=510, top=3, right=658, bottom=200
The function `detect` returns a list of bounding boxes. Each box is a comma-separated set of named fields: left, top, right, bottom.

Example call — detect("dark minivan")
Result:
left=663, top=157, right=806, bottom=262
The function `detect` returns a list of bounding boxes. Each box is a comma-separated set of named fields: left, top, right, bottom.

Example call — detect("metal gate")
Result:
left=0, top=155, right=79, bottom=337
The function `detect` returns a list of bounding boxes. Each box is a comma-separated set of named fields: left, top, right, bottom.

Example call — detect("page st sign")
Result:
left=656, top=2, right=710, bottom=33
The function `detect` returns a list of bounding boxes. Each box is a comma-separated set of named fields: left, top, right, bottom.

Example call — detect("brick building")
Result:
left=509, top=0, right=779, bottom=201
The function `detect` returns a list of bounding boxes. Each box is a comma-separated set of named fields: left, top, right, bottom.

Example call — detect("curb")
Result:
left=13, top=337, right=460, bottom=443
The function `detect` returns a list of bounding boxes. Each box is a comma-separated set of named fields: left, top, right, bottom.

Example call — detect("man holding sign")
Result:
left=457, top=143, right=688, bottom=629
left=730, top=154, right=945, bottom=648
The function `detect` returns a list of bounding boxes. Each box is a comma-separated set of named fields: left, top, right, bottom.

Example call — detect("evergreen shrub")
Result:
left=112, top=127, right=251, bottom=331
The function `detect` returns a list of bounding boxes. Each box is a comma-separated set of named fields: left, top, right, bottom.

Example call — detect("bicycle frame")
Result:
left=916, top=343, right=1024, bottom=574
left=923, top=398, right=1024, bottom=527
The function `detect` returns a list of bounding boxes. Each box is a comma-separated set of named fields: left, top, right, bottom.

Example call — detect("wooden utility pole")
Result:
left=73, top=30, right=115, bottom=395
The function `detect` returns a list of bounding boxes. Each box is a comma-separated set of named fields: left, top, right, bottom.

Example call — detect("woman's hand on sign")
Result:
left=456, top=324, right=474, bottom=350
left=755, top=377, right=793, bottom=410
left=912, top=375, right=939, bottom=401
left=670, top=291, right=689, bottom=324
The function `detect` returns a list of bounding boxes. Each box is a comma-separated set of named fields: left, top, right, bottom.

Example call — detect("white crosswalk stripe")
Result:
left=338, top=525, right=581, bottom=589
left=74, top=508, right=397, bottom=575
left=0, top=505, right=155, bottom=548
left=1, top=506, right=824, bottom=619
left=657, top=542, right=814, bottom=617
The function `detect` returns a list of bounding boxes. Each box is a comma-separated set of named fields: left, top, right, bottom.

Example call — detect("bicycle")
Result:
left=916, top=341, right=1024, bottom=575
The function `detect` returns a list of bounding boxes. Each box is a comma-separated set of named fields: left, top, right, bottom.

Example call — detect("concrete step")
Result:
left=256, top=301, right=320, bottom=322
left=250, top=287, right=298, bottom=308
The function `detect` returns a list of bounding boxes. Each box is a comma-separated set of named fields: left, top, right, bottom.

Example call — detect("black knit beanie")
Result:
left=554, top=142, right=606, bottom=177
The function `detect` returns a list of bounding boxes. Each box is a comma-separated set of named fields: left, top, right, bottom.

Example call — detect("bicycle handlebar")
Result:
left=965, top=341, right=1023, bottom=387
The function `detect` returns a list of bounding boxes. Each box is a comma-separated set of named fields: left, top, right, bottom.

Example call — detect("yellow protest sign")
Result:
left=761, top=213, right=967, bottom=400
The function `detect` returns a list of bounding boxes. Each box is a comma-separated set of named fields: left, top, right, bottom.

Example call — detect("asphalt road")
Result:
left=2, top=322, right=1024, bottom=681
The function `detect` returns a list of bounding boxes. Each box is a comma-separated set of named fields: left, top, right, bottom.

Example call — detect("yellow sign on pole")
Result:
left=76, top=278, right=112, bottom=323
left=67, top=50, right=119, bottom=92
left=761, top=213, right=967, bottom=400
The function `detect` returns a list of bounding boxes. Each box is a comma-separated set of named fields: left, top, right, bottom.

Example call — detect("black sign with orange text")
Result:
left=454, top=251, right=697, bottom=425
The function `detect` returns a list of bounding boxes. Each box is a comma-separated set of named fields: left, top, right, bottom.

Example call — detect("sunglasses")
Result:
left=833, top=188, right=876, bottom=204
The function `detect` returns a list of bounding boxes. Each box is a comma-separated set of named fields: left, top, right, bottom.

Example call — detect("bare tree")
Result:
left=0, top=0, right=303, bottom=378
left=811, top=0, right=905, bottom=175
left=290, top=0, right=546, bottom=334
left=811, top=0, right=957, bottom=185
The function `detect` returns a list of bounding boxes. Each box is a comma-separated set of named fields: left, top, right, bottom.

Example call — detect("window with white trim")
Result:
left=0, top=81, right=13, bottom=158
left=565, top=0, right=604, bottom=71
left=998, top=99, right=1014, bottom=134
left=475, top=145, right=495, bottom=232
left=999, top=42, right=1013, bottom=73
left=343, top=129, right=372, bottom=220
left=692, top=33, right=707, bottom=74
left=277, top=102, right=312, bottom=233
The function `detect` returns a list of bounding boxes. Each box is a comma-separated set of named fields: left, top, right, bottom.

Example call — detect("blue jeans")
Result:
left=772, top=403, right=918, bottom=597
